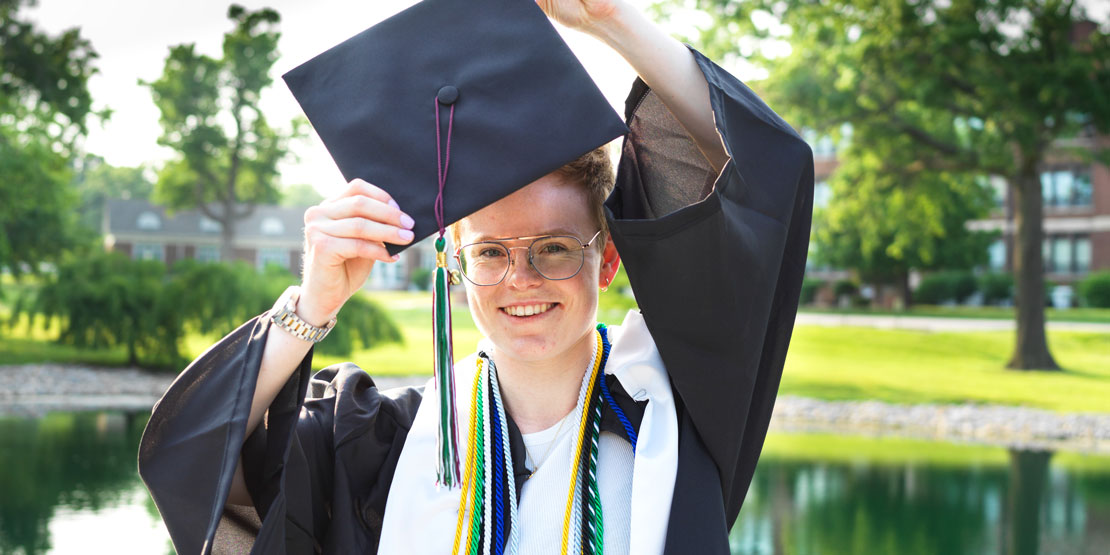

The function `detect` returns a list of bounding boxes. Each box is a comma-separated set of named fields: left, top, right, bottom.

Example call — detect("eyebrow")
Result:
left=469, top=228, right=583, bottom=243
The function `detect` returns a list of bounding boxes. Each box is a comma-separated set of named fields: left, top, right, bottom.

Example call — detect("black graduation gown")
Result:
left=137, top=48, right=813, bottom=555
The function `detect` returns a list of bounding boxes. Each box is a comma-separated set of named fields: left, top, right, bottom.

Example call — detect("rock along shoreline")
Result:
left=2, top=364, right=1108, bottom=455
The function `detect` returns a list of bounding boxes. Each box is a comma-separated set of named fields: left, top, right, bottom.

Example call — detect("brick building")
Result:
left=968, top=134, right=1110, bottom=286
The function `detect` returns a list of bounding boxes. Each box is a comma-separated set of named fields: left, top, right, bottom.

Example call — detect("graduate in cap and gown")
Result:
left=138, top=0, right=814, bottom=553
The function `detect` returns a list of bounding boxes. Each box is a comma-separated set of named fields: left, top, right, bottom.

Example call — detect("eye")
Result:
left=477, top=246, right=505, bottom=258
left=539, top=242, right=570, bottom=255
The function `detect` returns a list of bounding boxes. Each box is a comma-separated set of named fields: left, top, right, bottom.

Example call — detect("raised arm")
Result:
left=539, top=0, right=730, bottom=173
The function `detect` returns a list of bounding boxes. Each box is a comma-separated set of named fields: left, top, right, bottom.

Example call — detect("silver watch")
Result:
left=269, top=286, right=337, bottom=343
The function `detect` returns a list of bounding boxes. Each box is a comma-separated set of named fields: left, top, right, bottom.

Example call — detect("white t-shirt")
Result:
left=517, top=409, right=634, bottom=553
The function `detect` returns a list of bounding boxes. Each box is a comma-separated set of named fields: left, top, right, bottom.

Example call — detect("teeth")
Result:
left=504, top=303, right=553, bottom=317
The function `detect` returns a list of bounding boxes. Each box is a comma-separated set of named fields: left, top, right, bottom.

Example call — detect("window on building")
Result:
left=258, top=247, right=290, bottom=271
left=1041, top=168, right=1093, bottom=208
left=196, top=244, right=220, bottom=263
left=1052, top=237, right=1072, bottom=274
left=199, top=216, right=222, bottom=233
left=261, top=217, right=285, bottom=236
left=988, top=239, right=1005, bottom=271
left=134, top=243, right=164, bottom=261
left=137, top=211, right=162, bottom=230
left=1075, top=236, right=1092, bottom=274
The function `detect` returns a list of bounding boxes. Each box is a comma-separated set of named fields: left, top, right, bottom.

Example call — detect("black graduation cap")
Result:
left=282, top=0, right=629, bottom=256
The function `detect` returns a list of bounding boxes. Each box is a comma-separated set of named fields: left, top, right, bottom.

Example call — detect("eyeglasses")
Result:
left=455, top=230, right=604, bottom=286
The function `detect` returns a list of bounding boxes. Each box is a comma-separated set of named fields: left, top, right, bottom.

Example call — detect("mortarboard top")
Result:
left=283, top=0, right=629, bottom=255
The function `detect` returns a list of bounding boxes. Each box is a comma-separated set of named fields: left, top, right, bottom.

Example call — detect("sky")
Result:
left=22, top=0, right=681, bottom=198
left=24, top=0, right=1109, bottom=200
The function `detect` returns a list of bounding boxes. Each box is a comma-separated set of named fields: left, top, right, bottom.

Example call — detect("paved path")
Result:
left=795, top=312, right=1110, bottom=333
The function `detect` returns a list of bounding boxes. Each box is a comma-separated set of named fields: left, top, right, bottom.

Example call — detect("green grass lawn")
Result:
left=781, top=325, right=1110, bottom=412
left=762, top=432, right=1110, bottom=472
left=799, top=304, right=1110, bottom=323
left=4, top=289, right=1108, bottom=414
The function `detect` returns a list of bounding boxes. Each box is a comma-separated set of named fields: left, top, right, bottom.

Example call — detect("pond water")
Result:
left=1, top=411, right=1108, bottom=554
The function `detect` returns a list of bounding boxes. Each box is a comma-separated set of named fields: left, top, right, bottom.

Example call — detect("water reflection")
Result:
left=731, top=438, right=1110, bottom=554
left=1, top=414, right=1108, bottom=554
left=0, top=412, right=166, bottom=554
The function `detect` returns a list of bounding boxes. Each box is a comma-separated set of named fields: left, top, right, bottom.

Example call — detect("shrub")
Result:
left=34, top=252, right=184, bottom=367
left=800, top=278, right=822, bottom=305
left=409, top=267, right=433, bottom=291
left=833, top=279, right=858, bottom=298
left=978, top=272, right=1013, bottom=305
left=914, top=271, right=976, bottom=305
left=23, top=254, right=403, bottom=368
left=1078, top=272, right=1110, bottom=308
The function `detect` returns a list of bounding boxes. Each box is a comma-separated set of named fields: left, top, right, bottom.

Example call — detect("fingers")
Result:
left=308, top=179, right=414, bottom=232
left=307, top=235, right=395, bottom=264
left=310, top=217, right=415, bottom=245
left=323, top=178, right=392, bottom=206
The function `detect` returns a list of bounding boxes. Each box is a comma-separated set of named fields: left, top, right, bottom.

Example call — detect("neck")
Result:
left=491, top=329, right=597, bottom=434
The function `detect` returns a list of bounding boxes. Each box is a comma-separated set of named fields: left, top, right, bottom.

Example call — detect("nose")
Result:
left=504, top=247, right=543, bottom=289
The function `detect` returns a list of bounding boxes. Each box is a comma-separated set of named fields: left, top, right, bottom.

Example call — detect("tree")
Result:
left=145, top=4, right=298, bottom=261
left=280, top=183, right=324, bottom=208
left=0, top=0, right=98, bottom=279
left=682, top=0, right=1110, bottom=370
left=70, top=155, right=154, bottom=233
left=813, top=142, right=995, bottom=307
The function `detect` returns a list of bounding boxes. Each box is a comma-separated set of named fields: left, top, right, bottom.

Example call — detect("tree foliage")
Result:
left=678, top=0, right=1110, bottom=369
left=0, top=0, right=99, bottom=278
left=13, top=254, right=403, bottom=368
left=813, top=145, right=995, bottom=303
left=145, top=4, right=299, bottom=260
left=70, top=155, right=154, bottom=233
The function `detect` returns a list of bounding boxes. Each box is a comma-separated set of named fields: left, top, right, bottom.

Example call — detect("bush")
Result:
left=914, top=271, right=977, bottom=305
left=833, top=279, right=858, bottom=298
left=409, top=267, right=433, bottom=291
left=21, top=254, right=403, bottom=368
left=978, top=272, right=1013, bottom=305
left=33, top=252, right=184, bottom=367
left=1078, top=271, right=1110, bottom=308
left=800, top=278, right=822, bottom=305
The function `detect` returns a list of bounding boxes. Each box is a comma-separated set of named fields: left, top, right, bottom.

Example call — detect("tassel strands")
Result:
left=433, top=96, right=461, bottom=488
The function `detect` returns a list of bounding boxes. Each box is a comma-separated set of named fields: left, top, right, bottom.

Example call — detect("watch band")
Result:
left=270, top=286, right=337, bottom=343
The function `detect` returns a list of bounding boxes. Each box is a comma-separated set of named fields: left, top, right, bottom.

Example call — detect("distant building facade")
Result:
left=969, top=135, right=1110, bottom=285
left=103, top=199, right=437, bottom=290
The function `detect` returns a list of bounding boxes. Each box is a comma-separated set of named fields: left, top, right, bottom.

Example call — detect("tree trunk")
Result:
left=219, top=201, right=236, bottom=263
left=1006, top=166, right=1060, bottom=370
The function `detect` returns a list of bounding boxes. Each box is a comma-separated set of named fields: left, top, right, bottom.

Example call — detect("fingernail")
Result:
left=399, top=229, right=414, bottom=241
left=391, top=254, right=400, bottom=261
left=400, top=214, right=415, bottom=229
left=388, top=199, right=399, bottom=210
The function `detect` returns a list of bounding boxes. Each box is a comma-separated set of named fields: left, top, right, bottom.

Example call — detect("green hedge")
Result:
left=1078, top=272, right=1110, bottom=308
left=914, top=271, right=977, bottom=305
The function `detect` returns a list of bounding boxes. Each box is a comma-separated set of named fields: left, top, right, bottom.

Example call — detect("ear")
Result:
left=599, top=235, right=621, bottom=289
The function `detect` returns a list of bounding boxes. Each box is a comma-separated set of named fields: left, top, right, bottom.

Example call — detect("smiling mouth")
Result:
left=501, top=303, right=557, bottom=317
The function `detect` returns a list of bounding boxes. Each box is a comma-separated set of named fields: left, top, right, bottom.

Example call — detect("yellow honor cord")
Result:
left=560, top=330, right=604, bottom=555
left=452, top=358, right=485, bottom=555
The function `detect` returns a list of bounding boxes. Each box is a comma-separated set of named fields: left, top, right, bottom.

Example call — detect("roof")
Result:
left=104, top=199, right=307, bottom=244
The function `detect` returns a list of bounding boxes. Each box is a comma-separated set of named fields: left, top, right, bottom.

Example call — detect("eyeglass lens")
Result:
left=458, top=236, right=586, bottom=285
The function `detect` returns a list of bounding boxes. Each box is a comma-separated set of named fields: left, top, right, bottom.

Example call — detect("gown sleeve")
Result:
left=605, top=47, right=814, bottom=525
left=137, top=312, right=422, bottom=555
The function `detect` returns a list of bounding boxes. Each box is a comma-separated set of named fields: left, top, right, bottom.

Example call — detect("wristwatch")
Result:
left=269, top=286, right=337, bottom=343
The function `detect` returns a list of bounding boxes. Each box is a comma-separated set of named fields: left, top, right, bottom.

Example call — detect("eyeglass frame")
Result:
left=453, top=229, right=605, bottom=287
